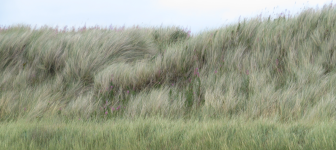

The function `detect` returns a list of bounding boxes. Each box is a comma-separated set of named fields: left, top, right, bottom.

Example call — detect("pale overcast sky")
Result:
left=0, top=0, right=334, bottom=35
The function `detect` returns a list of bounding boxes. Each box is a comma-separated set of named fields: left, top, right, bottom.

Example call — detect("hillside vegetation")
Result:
left=1, top=4, right=336, bottom=149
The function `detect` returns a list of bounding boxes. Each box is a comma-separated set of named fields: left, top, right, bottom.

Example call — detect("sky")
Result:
left=0, top=0, right=334, bottom=35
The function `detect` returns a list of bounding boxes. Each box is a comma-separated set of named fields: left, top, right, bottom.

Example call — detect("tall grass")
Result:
left=1, top=3, right=336, bottom=149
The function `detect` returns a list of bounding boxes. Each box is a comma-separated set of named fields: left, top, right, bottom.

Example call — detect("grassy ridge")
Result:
left=1, top=3, right=336, bottom=149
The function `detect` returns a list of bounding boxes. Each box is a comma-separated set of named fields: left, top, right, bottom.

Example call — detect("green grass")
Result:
left=1, top=117, right=336, bottom=150
left=1, top=3, right=336, bottom=149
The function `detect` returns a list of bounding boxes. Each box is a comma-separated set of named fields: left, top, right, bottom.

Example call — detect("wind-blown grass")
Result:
left=1, top=3, right=336, bottom=149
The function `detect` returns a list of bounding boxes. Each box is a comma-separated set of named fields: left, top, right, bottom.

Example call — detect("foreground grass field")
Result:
left=1, top=3, right=336, bottom=149
left=1, top=117, right=336, bottom=150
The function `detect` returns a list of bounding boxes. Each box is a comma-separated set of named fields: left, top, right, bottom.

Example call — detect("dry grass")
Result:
left=1, top=3, right=336, bottom=149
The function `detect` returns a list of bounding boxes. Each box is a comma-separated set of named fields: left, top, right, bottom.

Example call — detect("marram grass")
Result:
left=1, top=4, right=336, bottom=149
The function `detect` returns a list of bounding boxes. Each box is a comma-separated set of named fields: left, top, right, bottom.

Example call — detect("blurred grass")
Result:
left=1, top=117, right=336, bottom=150
left=1, top=3, right=336, bottom=149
